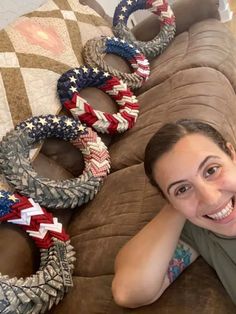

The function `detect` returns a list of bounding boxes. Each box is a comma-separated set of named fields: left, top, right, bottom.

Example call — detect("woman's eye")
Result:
left=175, top=185, right=191, bottom=196
left=205, top=166, right=220, bottom=178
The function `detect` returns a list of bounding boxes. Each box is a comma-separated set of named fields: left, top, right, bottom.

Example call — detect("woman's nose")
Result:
left=196, top=183, right=221, bottom=207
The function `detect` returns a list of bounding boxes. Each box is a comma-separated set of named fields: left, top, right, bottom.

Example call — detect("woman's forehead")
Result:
left=164, top=133, right=222, bottom=157
left=153, top=133, right=225, bottom=182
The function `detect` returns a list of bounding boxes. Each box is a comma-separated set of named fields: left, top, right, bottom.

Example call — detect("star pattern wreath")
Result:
left=82, top=36, right=150, bottom=89
left=57, top=66, right=140, bottom=134
left=0, top=115, right=110, bottom=209
left=0, top=190, right=76, bottom=314
left=112, top=0, right=176, bottom=59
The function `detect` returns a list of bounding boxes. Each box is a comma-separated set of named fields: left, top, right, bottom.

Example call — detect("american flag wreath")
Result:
left=0, top=115, right=110, bottom=209
left=82, top=36, right=150, bottom=89
left=113, top=0, right=176, bottom=59
left=0, top=190, right=76, bottom=314
left=58, top=66, right=140, bottom=134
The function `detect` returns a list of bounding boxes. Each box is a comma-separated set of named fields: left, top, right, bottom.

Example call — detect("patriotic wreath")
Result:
left=0, top=190, right=75, bottom=314
left=82, top=36, right=150, bottom=89
left=0, top=115, right=110, bottom=209
left=112, top=0, right=176, bottom=59
left=57, top=66, right=140, bottom=134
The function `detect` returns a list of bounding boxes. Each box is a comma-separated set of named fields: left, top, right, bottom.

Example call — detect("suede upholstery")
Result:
left=1, top=0, right=236, bottom=313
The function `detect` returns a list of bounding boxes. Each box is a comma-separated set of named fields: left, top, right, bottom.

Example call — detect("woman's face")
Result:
left=153, top=133, right=236, bottom=237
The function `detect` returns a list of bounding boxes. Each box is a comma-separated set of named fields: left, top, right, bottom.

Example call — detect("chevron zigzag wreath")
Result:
left=57, top=66, right=140, bottom=134
left=0, top=115, right=110, bottom=209
left=112, top=0, right=176, bottom=59
left=82, top=36, right=150, bottom=89
left=0, top=190, right=76, bottom=314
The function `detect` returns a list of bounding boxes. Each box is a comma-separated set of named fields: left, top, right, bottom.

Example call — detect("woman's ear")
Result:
left=226, top=142, right=236, bottom=162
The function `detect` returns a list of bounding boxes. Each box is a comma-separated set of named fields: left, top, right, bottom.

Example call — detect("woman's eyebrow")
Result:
left=166, top=155, right=220, bottom=195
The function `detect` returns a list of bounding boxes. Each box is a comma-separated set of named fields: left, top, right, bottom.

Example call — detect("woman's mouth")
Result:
left=204, top=196, right=235, bottom=222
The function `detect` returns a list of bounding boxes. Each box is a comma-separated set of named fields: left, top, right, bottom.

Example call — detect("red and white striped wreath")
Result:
left=58, top=67, right=140, bottom=134
left=0, top=190, right=76, bottom=313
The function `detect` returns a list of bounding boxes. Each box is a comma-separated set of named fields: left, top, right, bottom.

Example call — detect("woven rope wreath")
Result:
left=0, top=115, right=110, bottom=209
left=82, top=36, right=150, bottom=89
left=112, top=0, right=176, bottom=59
left=57, top=66, right=140, bottom=134
left=0, top=190, right=75, bottom=314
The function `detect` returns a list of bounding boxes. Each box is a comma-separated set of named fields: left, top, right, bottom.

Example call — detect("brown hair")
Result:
left=144, top=119, right=231, bottom=198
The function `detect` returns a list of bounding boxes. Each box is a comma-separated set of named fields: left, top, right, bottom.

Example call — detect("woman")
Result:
left=112, top=119, right=236, bottom=308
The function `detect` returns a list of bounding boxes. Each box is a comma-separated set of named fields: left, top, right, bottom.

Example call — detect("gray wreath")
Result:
left=82, top=36, right=149, bottom=89
left=113, top=22, right=176, bottom=59
left=0, top=116, right=110, bottom=209
left=112, top=0, right=176, bottom=60
left=0, top=238, right=75, bottom=314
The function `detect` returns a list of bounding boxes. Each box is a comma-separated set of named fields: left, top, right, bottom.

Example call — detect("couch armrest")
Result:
left=132, top=0, right=220, bottom=41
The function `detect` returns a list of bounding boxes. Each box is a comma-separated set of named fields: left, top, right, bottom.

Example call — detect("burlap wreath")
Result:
left=112, top=0, right=176, bottom=59
left=0, top=190, right=75, bottom=314
left=0, top=115, right=110, bottom=209
left=57, top=66, right=140, bottom=134
left=82, top=36, right=150, bottom=89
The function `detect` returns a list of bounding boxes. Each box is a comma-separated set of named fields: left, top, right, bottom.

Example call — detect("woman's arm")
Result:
left=112, top=204, right=199, bottom=308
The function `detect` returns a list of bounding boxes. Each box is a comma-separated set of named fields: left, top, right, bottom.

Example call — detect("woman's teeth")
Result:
left=206, top=198, right=234, bottom=221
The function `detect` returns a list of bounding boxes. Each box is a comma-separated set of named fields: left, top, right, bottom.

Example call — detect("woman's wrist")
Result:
left=159, top=203, right=186, bottom=225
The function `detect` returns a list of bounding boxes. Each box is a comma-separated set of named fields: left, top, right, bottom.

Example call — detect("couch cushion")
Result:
left=49, top=275, right=114, bottom=313
left=109, top=67, right=236, bottom=171
left=132, top=0, right=220, bottom=40
left=48, top=163, right=236, bottom=313
left=139, top=19, right=236, bottom=94
left=69, top=163, right=165, bottom=277
left=0, top=223, right=39, bottom=278
left=49, top=163, right=164, bottom=313
left=107, top=258, right=236, bottom=314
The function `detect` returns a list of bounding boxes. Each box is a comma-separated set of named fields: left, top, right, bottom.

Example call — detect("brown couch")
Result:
left=1, top=0, right=236, bottom=313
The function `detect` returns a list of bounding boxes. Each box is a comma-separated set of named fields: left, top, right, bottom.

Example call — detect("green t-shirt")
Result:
left=181, top=221, right=236, bottom=304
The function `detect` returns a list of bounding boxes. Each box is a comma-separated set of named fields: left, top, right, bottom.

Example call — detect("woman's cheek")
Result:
left=173, top=200, right=197, bottom=219
left=223, top=174, right=236, bottom=190
left=220, top=167, right=236, bottom=188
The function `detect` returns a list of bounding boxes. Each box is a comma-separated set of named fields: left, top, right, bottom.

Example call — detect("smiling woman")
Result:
left=145, top=120, right=236, bottom=236
left=112, top=119, right=236, bottom=309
